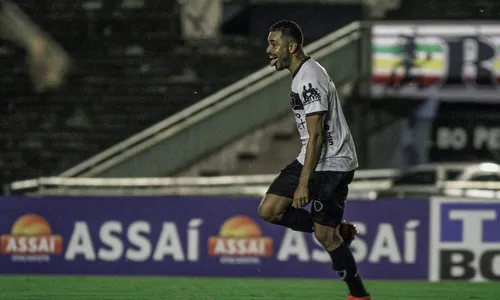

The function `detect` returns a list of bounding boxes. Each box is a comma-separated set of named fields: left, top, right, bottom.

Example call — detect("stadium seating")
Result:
left=0, top=0, right=267, bottom=184
left=384, top=0, right=500, bottom=19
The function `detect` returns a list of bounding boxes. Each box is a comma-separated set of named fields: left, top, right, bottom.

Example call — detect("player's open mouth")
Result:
left=269, top=56, right=278, bottom=67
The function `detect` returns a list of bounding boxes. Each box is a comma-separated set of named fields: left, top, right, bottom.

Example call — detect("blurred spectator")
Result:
left=0, top=0, right=70, bottom=93
left=178, top=0, right=223, bottom=45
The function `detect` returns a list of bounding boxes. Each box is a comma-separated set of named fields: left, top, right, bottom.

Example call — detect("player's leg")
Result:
left=258, top=160, right=314, bottom=233
left=258, top=193, right=314, bottom=232
left=310, top=170, right=370, bottom=300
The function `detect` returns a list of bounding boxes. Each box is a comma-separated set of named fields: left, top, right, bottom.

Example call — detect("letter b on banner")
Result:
left=437, top=127, right=467, bottom=150
left=440, top=250, right=500, bottom=280
left=431, top=198, right=500, bottom=282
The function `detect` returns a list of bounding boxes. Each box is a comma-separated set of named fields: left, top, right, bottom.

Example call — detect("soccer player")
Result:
left=258, top=20, right=371, bottom=300
left=0, top=0, right=70, bottom=92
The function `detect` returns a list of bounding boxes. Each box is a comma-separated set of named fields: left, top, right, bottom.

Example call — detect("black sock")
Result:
left=275, top=207, right=314, bottom=232
left=328, top=242, right=369, bottom=298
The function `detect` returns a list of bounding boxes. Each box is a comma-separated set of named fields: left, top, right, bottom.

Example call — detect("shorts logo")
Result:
left=0, top=214, right=63, bottom=263
left=430, top=198, right=500, bottom=282
left=208, top=215, right=273, bottom=265
left=313, top=200, right=324, bottom=212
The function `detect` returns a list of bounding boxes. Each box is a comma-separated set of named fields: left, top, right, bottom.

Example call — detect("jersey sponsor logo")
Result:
left=302, top=83, right=321, bottom=105
left=0, top=214, right=63, bottom=262
left=430, top=198, right=500, bottom=282
left=324, top=124, right=334, bottom=145
left=208, top=215, right=273, bottom=265
left=290, top=92, right=304, bottom=110
left=295, top=113, right=306, bottom=130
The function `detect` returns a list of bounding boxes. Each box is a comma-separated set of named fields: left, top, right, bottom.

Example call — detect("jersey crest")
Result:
left=290, top=92, right=304, bottom=110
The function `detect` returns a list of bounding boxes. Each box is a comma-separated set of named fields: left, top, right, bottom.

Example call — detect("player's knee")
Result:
left=257, top=200, right=280, bottom=223
left=314, top=223, right=343, bottom=251
left=313, top=225, right=328, bottom=245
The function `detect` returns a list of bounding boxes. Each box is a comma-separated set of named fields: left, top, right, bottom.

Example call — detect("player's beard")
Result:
left=274, top=52, right=291, bottom=71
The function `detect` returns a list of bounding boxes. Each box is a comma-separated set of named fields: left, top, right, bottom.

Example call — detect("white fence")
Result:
left=8, top=167, right=500, bottom=199
left=7, top=168, right=398, bottom=198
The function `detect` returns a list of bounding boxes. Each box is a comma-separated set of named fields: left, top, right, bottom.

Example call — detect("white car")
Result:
left=443, top=162, right=500, bottom=198
left=377, top=162, right=500, bottom=198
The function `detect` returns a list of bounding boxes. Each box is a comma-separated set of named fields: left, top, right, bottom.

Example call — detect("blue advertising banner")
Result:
left=0, top=196, right=429, bottom=279
left=430, top=197, right=500, bottom=282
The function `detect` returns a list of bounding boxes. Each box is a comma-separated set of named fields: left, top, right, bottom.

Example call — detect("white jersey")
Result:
left=290, top=57, right=358, bottom=171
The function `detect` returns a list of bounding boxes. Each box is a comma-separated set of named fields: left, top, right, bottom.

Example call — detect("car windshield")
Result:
left=392, top=170, right=437, bottom=185
left=469, top=173, right=500, bottom=181
left=445, top=169, right=463, bottom=180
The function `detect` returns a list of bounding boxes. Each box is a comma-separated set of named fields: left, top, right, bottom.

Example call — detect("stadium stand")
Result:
left=0, top=0, right=268, bottom=184
left=384, top=0, right=500, bottom=19
left=55, top=21, right=368, bottom=178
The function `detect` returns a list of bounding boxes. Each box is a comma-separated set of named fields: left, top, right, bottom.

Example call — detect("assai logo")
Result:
left=430, top=198, right=500, bottom=282
left=0, top=214, right=63, bottom=262
left=208, top=215, right=272, bottom=264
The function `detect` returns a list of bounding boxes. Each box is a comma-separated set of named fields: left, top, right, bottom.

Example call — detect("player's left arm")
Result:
left=293, top=72, right=329, bottom=208
left=298, top=113, right=325, bottom=185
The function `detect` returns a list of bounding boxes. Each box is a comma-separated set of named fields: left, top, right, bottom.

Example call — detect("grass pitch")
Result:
left=0, top=276, right=497, bottom=300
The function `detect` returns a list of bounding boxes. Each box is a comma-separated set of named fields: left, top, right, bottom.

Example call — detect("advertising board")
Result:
left=372, top=23, right=500, bottom=102
left=429, top=197, right=500, bottom=282
left=0, top=196, right=429, bottom=279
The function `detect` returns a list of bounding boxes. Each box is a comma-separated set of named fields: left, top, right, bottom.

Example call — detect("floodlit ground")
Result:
left=0, top=276, right=497, bottom=300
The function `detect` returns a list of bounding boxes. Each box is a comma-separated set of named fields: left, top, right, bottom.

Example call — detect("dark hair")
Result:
left=269, top=20, right=303, bottom=47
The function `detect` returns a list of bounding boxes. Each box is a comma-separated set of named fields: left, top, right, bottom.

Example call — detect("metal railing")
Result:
left=8, top=167, right=396, bottom=198
left=9, top=169, right=500, bottom=199
left=442, top=181, right=500, bottom=199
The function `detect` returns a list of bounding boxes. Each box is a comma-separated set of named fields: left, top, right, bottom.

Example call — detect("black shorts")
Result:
left=266, top=159, right=355, bottom=227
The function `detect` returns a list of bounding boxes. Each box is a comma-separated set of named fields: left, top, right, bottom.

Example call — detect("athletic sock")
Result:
left=328, top=242, right=369, bottom=298
left=275, top=207, right=314, bottom=232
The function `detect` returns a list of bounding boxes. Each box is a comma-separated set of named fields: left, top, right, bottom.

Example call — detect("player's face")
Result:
left=266, top=31, right=291, bottom=71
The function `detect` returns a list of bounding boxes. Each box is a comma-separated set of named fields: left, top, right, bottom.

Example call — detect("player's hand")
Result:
left=27, top=37, right=70, bottom=93
left=293, top=184, right=309, bottom=208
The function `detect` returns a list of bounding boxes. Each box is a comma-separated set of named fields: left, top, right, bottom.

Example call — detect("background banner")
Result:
left=430, top=197, right=500, bottom=282
left=428, top=102, right=500, bottom=163
left=0, top=196, right=429, bottom=279
left=371, top=23, right=500, bottom=102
